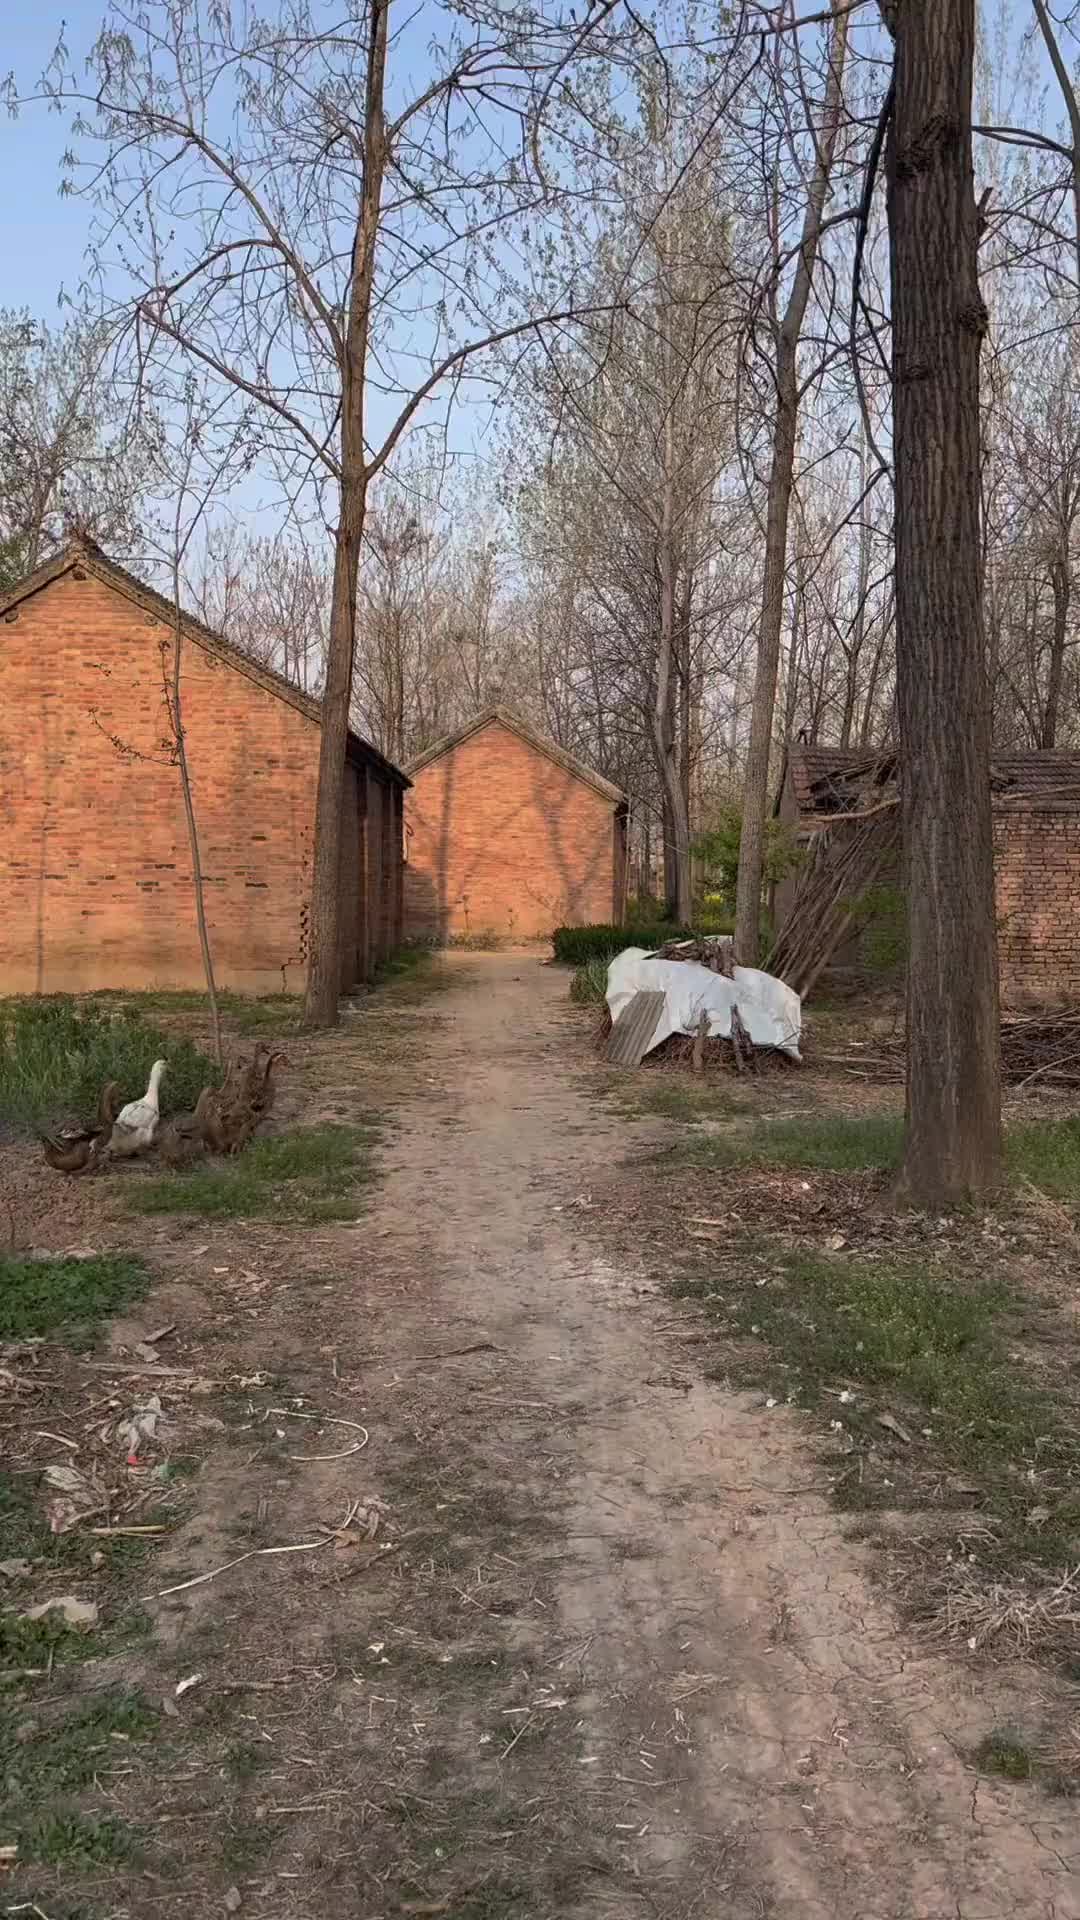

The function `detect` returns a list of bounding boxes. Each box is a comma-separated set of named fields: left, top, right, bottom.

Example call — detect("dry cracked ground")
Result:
left=3, top=951, right=1080, bottom=1919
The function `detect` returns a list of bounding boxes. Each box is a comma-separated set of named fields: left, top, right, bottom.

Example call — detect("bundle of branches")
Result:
left=1001, top=1013, right=1080, bottom=1088
left=643, top=1027, right=793, bottom=1074
left=644, top=935, right=735, bottom=974
left=817, top=1012, right=1080, bottom=1088
left=765, top=807, right=901, bottom=999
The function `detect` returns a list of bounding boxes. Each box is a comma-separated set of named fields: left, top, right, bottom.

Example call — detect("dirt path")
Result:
left=362, top=952, right=1080, bottom=1920
left=14, top=953, right=1079, bottom=1918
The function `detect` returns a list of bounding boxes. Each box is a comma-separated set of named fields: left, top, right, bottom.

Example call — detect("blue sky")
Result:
left=2, top=7, right=97, bottom=317
left=0, top=0, right=519, bottom=540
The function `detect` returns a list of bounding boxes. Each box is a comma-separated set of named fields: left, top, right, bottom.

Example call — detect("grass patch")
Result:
left=2, top=1688, right=157, bottom=1802
left=0, top=997, right=218, bottom=1132
left=622, top=1077, right=748, bottom=1123
left=18, top=1810, right=138, bottom=1866
left=128, top=1122, right=378, bottom=1223
left=673, top=1244, right=1018, bottom=1452
left=373, top=947, right=452, bottom=1000
left=671, top=1238, right=1079, bottom=1567
left=569, top=957, right=608, bottom=1005
left=678, top=1107, right=1080, bottom=1208
left=1009, top=1116, right=1080, bottom=1204
left=88, top=987, right=300, bottom=1033
left=0, top=1470, right=53, bottom=1565
left=0, top=1252, right=150, bottom=1345
left=225, top=1737, right=270, bottom=1782
left=973, top=1728, right=1034, bottom=1780
left=0, top=1610, right=95, bottom=1674
left=0, top=1473, right=172, bottom=1586
left=683, top=1110, right=903, bottom=1173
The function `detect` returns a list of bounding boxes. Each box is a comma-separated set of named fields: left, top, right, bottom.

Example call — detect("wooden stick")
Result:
left=692, top=1008, right=709, bottom=1074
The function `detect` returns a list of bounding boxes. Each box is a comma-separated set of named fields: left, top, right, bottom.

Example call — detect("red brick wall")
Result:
left=994, top=810, right=1080, bottom=1002
left=0, top=567, right=398, bottom=994
left=404, top=719, right=621, bottom=941
left=775, top=784, right=1080, bottom=1003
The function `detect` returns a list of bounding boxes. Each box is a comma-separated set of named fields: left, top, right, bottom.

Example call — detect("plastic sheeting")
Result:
left=606, top=948, right=802, bottom=1060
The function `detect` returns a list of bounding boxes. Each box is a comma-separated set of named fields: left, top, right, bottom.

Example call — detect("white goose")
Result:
left=108, top=1059, right=168, bottom=1158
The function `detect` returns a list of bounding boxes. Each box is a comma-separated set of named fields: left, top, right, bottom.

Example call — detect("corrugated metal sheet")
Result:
left=606, top=990, right=666, bottom=1068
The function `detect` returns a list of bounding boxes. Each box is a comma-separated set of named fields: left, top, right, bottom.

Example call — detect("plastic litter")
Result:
left=606, top=948, right=802, bottom=1060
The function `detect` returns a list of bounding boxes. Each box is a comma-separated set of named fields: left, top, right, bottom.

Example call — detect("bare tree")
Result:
left=193, top=528, right=330, bottom=696
left=733, top=0, right=852, bottom=963
left=1031, top=0, right=1080, bottom=289
left=881, top=0, right=1002, bottom=1203
left=37, top=0, right=612, bottom=1024
left=0, top=305, right=156, bottom=571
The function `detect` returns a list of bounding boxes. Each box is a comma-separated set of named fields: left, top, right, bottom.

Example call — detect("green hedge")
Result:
left=551, top=923, right=689, bottom=966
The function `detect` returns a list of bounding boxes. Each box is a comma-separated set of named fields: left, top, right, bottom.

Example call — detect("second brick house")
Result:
left=0, top=537, right=408, bottom=995
left=404, top=706, right=627, bottom=942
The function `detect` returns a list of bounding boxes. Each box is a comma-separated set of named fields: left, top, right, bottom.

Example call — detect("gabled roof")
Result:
left=777, top=740, right=1080, bottom=820
left=0, top=536, right=409, bottom=788
left=407, top=705, right=626, bottom=807
left=780, top=744, right=870, bottom=815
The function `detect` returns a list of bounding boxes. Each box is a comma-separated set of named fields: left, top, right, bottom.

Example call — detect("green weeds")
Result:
left=128, top=1122, right=378, bottom=1222
left=0, top=1253, right=150, bottom=1345
left=569, top=957, right=609, bottom=1004
left=672, top=1236, right=1079, bottom=1568
left=0, top=998, right=217, bottom=1131
left=672, top=1105, right=1080, bottom=1209
left=2, top=1688, right=157, bottom=1802
left=973, top=1729, right=1034, bottom=1781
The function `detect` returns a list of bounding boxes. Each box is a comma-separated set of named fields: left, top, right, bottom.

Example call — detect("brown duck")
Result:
left=39, top=1080, right=125, bottom=1174
left=156, top=1087, right=219, bottom=1166
left=193, top=1077, right=255, bottom=1157
left=206, top=1046, right=285, bottom=1155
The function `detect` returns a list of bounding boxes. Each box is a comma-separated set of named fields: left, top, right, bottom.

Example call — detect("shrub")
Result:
left=855, top=883, right=907, bottom=974
left=695, top=904, right=735, bottom=937
left=551, top=922, right=688, bottom=966
left=0, top=999, right=218, bottom=1132
left=623, top=893, right=672, bottom=926
left=569, top=957, right=610, bottom=1004
left=693, top=807, right=797, bottom=912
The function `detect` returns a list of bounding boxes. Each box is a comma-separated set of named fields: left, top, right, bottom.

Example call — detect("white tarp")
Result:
left=606, top=948, right=802, bottom=1060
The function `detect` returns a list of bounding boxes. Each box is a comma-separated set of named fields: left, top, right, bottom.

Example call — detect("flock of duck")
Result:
left=39, top=1045, right=285, bottom=1176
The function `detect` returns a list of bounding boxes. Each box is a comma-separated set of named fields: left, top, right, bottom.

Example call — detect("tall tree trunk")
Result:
left=883, top=0, right=1002, bottom=1203
left=303, top=0, right=389, bottom=1027
left=842, top=427, right=872, bottom=748
left=168, top=593, right=222, bottom=1069
left=782, top=545, right=804, bottom=745
left=1041, top=551, right=1069, bottom=748
left=679, top=571, right=693, bottom=898
left=653, top=426, right=693, bottom=925
left=733, top=0, right=851, bottom=963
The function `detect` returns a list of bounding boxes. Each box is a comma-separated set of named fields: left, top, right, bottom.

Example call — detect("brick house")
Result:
left=773, top=742, right=1080, bottom=1000
left=403, top=706, right=627, bottom=942
left=0, top=537, right=408, bottom=995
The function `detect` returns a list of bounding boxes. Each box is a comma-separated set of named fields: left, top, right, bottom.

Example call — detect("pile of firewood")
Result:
left=764, top=809, right=900, bottom=999
left=818, top=1011, right=1080, bottom=1089
left=1002, top=1013, right=1080, bottom=1087
left=644, top=935, right=736, bottom=975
